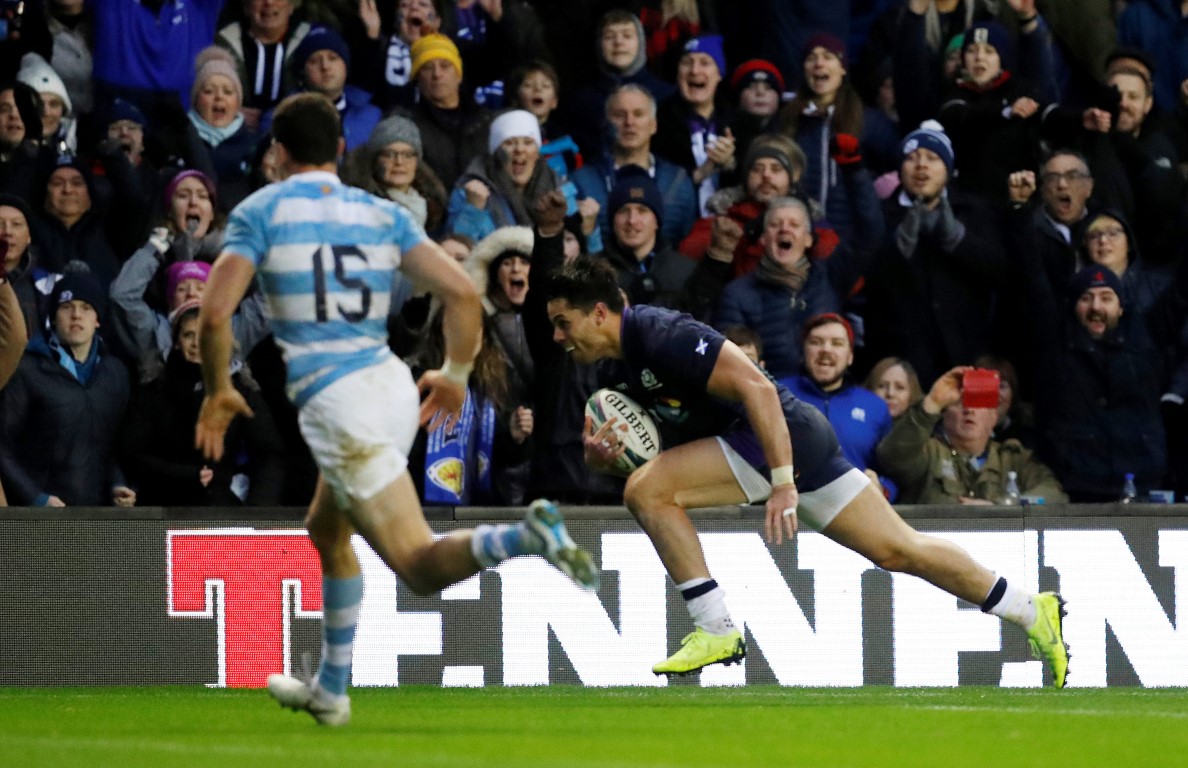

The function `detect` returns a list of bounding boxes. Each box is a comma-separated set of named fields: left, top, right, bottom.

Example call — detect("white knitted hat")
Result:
left=17, top=53, right=71, bottom=116
left=487, top=109, right=541, bottom=155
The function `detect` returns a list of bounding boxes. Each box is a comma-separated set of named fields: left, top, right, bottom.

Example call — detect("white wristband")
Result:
left=771, top=465, right=795, bottom=487
left=440, top=357, right=473, bottom=387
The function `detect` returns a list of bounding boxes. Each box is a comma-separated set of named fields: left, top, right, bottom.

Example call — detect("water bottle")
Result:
left=1003, top=470, right=1021, bottom=506
left=1121, top=473, right=1137, bottom=504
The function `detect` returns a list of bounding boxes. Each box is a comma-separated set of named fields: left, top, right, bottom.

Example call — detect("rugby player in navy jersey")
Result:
left=545, top=258, right=1070, bottom=685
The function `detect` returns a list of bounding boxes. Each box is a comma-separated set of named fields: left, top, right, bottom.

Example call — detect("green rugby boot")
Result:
left=1027, top=592, right=1070, bottom=688
left=652, top=628, right=746, bottom=676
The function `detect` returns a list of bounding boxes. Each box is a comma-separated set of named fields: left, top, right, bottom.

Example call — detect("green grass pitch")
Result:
left=3, top=686, right=1187, bottom=768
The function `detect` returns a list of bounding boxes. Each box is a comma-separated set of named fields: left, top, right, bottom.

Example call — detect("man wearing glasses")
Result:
left=1006, top=149, right=1097, bottom=296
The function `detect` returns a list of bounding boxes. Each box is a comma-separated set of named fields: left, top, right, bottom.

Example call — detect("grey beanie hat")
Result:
left=367, top=116, right=423, bottom=159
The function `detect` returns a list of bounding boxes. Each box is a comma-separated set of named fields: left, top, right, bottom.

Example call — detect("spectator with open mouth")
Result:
left=654, top=34, right=735, bottom=217
left=353, top=0, right=444, bottom=111
left=713, top=196, right=869, bottom=380
left=109, top=169, right=269, bottom=384
left=774, top=33, right=886, bottom=248
left=187, top=46, right=260, bottom=213
left=446, top=108, right=578, bottom=243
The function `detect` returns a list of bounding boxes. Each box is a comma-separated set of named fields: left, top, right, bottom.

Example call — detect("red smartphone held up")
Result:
left=962, top=368, right=1000, bottom=409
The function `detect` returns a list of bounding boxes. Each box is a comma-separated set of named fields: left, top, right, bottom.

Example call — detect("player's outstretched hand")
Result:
left=195, top=388, right=255, bottom=462
left=765, top=482, right=799, bottom=545
left=417, top=369, right=466, bottom=432
left=582, top=414, right=628, bottom=473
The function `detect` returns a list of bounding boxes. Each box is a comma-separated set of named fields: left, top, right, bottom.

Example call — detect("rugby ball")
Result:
left=584, top=388, right=662, bottom=475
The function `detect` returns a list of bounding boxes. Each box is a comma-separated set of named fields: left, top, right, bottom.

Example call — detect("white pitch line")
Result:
left=910, top=704, right=1188, bottom=719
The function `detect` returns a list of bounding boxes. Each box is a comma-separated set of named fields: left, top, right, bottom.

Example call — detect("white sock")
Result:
left=981, top=576, right=1037, bottom=629
left=676, top=577, right=735, bottom=635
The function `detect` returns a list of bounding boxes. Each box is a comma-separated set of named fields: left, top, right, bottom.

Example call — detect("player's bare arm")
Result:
left=706, top=340, right=799, bottom=545
left=195, top=252, right=257, bottom=462
left=401, top=239, right=483, bottom=429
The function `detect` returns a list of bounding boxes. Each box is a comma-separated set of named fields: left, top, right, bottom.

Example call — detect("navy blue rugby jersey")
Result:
left=608, top=305, right=799, bottom=448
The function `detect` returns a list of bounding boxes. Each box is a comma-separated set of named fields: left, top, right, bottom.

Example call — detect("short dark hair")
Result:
left=723, top=325, right=763, bottom=356
left=546, top=257, right=625, bottom=313
left=507, top=60, right=561, bottom=105
left=272, top=93, right=341, bottom=165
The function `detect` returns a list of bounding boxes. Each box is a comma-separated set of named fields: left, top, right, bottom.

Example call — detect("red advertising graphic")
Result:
left=168, top=531, right=321, bottom=687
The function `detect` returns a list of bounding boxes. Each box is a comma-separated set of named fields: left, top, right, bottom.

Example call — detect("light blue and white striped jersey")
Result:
left=223, top=170, right=427, bottom=408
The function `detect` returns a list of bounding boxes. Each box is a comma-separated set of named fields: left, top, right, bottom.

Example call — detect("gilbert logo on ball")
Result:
left=585, top=389, right=661, bottom=474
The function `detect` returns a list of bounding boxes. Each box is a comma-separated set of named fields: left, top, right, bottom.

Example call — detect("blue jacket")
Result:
left=1119, top=0, right=1188, bottom=111
left=339, top=86, right=382, bottom=153
left=571, top=154, right=698, bottom=250
left=259, top=85, right=380, bottom=153
left=780, top=374, right=897, bottom=500
left=91, top=0, right=223, bottom=106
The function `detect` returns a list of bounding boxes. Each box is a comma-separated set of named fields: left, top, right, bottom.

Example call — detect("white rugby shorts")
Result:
left=715, top=438, right=871, bottom=531
left=298, top=356, right=420, bottom=502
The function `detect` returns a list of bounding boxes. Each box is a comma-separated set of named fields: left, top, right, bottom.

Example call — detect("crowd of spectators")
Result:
left=0, top=0, right=1186, bottom=509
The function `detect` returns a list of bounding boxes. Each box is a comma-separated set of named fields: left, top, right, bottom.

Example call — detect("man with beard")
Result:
left=679, top=135, right=805, bottom=279
left=877, top=365, right=1066, bottom=506
left=1101, top=65, right=1185, bottom=265
left=780, top=313, right=896, bottom=499
left=1021, top=264, right=1188, bottom=502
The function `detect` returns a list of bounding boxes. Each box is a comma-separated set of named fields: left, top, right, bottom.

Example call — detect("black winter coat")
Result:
left=0, top=334, right=129, bottom=505
left=402, top=100, right=493, bottom=190
left=120, top=353, right=285, bottom=507
left=1018, top=220, right=1188, bottom=501
left=598, top=237, right=696, bottom=310
left=862, top=188, right=1007, bottom=387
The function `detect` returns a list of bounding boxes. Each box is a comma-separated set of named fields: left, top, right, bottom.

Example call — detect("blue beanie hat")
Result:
left=608, top=165, right=664, bottom=225
left=106, top=98, right=147, bottom=127
left=292, top=26, right=352, bottom=75
left=900, top=120, right=955, bottom=173
left=962, top=21, right=1016, bottom=72
left=683, top=35, right=726, bottom=78
left=1069, top=266, right=1124, bottom=305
